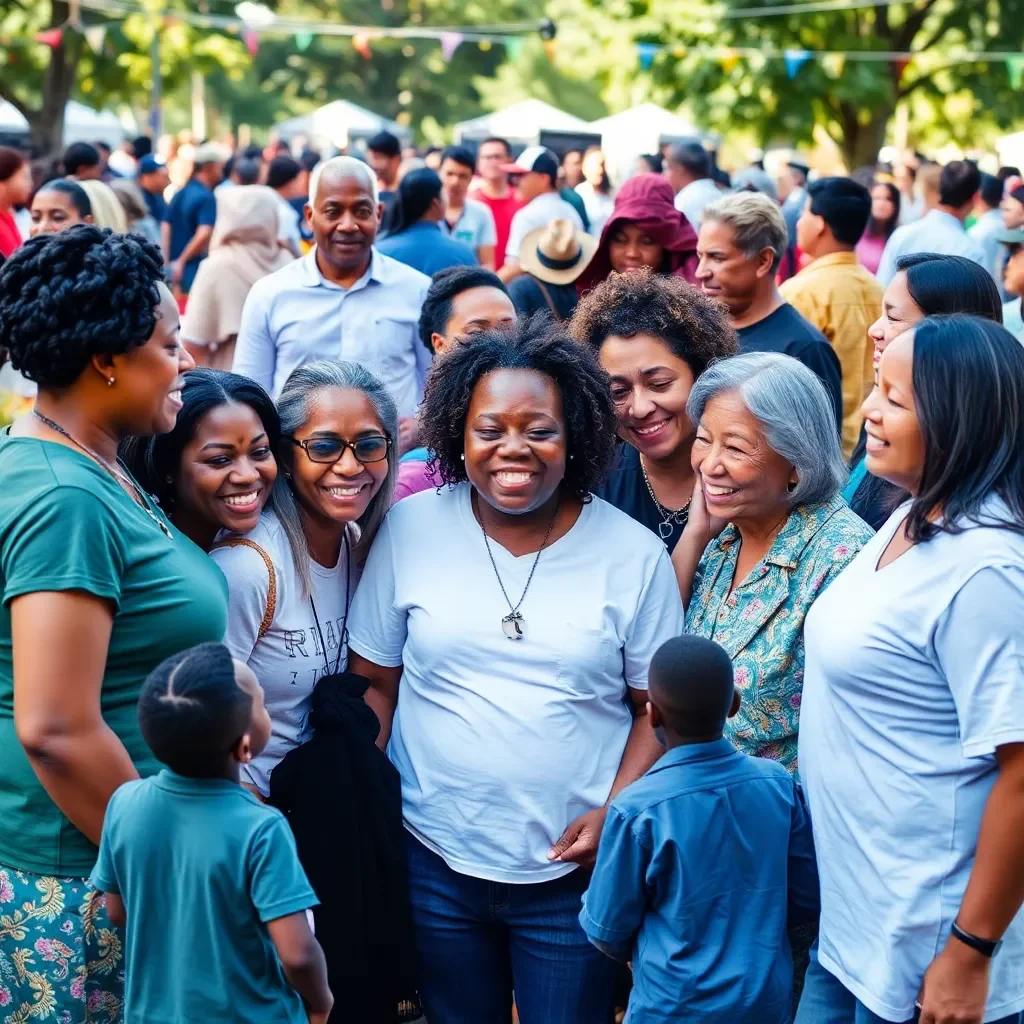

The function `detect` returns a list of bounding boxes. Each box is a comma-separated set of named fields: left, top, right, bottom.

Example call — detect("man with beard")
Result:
left=233, top=156, right=430, bottom=451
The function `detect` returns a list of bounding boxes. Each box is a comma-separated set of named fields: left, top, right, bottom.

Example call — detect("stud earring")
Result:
left=107, top=378, right=115, bottom=387
left=460, top=453, right=465, bottom=461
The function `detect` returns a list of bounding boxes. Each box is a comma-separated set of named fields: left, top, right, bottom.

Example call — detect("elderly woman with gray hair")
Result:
left=210, top=358, right=398, bottom=799
left=672, top=351, right=871, bottom=772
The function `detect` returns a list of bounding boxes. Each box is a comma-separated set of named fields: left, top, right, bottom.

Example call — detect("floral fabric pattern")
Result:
left=685, top=496, right=872, bottom=772
left=0, top=867, right=123, bottom=1023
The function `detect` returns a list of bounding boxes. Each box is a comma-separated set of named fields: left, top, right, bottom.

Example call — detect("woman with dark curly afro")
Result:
left=0, top=225, right=228, bottom=1020
left=569, top=267, right=738, bottom=552
left=346, top=316, right=684, bottom=1024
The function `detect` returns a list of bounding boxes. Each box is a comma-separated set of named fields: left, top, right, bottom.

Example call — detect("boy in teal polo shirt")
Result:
left=91, top=643, right=333, bottom=1023
left=580, top=635, right=819, bottom=1024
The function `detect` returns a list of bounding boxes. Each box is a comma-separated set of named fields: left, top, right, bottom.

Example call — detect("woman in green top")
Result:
left=0, top=226, right=229, bottom=1021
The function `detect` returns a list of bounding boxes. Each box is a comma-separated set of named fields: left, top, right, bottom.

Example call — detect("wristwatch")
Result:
left=951, top=920, right=1002, bottom=958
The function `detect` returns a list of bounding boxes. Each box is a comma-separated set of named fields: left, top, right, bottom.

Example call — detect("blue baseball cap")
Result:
left=138, top=155, right=164, bottom=174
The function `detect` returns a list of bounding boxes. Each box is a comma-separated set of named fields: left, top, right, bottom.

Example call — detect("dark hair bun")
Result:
left=0, top=224, right=165, bottom=388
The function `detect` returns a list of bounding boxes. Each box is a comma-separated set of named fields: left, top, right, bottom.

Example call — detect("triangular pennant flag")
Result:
left=1008, top=55, right=1024, bottom=90
left=504, top=36, right=525, bottom=61
left=543, top=38, right=557, bottom=61
left=822, top=52, right=845, bottom=78
left=440, top=31, right=463, bottom=61
left=719, top=49, right=739, bottom=74
left=243, top=29, right=259, bottom=56
left=353, top=32, right=372, bottom=60
left=295, top=30, right=314, bottom=51
left=783, top=49, right=810, bottom=79
left=34, top=27, right=63, bottom=47
left=636, top=42, right=659, bottom=71
left=84, top=25, right=106, bottom=54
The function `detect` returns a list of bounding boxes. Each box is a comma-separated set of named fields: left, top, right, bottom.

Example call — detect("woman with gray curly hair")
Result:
left=672, top=351, right=871, bottom=773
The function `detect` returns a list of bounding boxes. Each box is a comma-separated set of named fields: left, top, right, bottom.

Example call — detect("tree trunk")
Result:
left=28, top=1, right=80, bottom=157
left=840, top=104, right=893, bottom=171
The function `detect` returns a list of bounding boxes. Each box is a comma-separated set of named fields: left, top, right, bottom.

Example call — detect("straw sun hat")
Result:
left=518, top=219, right=598, bottom=285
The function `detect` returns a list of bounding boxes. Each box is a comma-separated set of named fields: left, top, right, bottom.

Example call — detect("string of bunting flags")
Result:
left=634, top=39, right=1024, bottom=86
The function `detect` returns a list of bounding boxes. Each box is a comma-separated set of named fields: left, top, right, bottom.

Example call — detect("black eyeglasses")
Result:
left=288, top=434, right=392, bottom=465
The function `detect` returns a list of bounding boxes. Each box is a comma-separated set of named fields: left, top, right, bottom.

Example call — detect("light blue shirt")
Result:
left=876, top=209, right=988, bottom=286
left=233, top=248, right=431, bottom=416
left=968, top=207, right=1006, bottom=286
left=1003, top=297, right=1024, bottom=343
left=580, top=739, right=819, bottom=1024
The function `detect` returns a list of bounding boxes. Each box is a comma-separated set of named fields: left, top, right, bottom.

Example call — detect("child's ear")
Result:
left=647, top=700, right=663, bottom=729
left=233, top=732, right=254, bottom=764
left=728, top=690, right=741, bottom=719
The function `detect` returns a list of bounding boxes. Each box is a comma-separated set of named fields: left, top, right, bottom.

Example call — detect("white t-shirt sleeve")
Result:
left=347, top=518, right=406, bottom=668
left=933, top=564, right=1024, bottom=758
left=623, top=549, right=685, bottom=690
left=209, top=542, right=274, bottom=663
left=505, top=209, right=527, bottom=262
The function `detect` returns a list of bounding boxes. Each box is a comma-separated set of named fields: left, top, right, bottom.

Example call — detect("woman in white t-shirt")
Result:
left=211, top=359, right=397, bottom=797
left=347, top=319, right=684, bottom=1024
left=797, top=315, right=1024, bottom=1024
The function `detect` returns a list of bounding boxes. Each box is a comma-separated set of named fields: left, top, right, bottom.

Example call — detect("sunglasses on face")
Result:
left=288, top=434, right=392, bottom=465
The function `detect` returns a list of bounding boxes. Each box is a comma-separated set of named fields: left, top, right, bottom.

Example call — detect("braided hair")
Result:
left=418, top=314, right=618, bottom=502
left=0, top=225, right=165, bottom=389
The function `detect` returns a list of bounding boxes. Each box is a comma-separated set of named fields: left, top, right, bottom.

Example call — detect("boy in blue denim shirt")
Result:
left=580, top=635, right=819, bottom=1024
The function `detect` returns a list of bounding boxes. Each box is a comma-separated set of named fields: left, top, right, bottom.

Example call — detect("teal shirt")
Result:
left=91, top=771, right=317, bottom=1024
left=685, top=497, right=872, bottom=772
left=0, top=433, right=228, bottom=875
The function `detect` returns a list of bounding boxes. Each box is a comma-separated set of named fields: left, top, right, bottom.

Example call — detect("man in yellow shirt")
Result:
left=781, top=177, right=882, bottom=458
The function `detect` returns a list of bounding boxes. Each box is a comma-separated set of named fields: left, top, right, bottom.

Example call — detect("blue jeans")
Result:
left=796, top=943, right=1023, bottom=1024
left=404, top=832, right=616, bottom=1024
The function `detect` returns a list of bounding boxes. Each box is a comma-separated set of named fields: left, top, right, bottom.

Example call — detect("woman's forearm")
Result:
left=955, top=745, right=1024, bottom=941
left=671, top=533, right=705, bottom=608
left=19, top=720, right=139, bottom=846
left=608, top=703, right=661, bottom=801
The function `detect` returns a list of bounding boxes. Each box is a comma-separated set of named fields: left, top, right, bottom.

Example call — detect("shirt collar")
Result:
left=647, top=738, right=738, bottom=775
left=804, top=250, right=859, bottom=271
left=924, top=208, right=965, bottom=232
left=715, top=494, right=848, bottom=569
left=300, top=246, right=383, bottom=290
left=154, top=768, right=244, bottom=795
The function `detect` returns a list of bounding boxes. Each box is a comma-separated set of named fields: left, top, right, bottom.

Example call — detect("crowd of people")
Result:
left=0, top=121, right=1024, bottom=1024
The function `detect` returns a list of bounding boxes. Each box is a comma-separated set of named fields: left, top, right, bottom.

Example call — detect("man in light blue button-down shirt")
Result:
left=234, top=156, right=431, bottom=443
left=876, top=161, right=987, bottom=287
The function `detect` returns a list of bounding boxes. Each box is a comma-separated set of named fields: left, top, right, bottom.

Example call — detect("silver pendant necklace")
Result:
left=475, top=493, right=560, bottom=640
left=640, top=457, right=691, bottom=543
left=32, top=408, right=173, bottom=540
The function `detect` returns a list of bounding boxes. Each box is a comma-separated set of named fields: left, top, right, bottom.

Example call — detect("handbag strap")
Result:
left=534, top=280, right=563, bottom=322
left=212, top=538, right=277, bottom=640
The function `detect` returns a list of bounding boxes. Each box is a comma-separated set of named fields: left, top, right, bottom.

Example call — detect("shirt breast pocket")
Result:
left=555, top=625, right=624, bottom=696
left=345, top=315, right=415, bottom=369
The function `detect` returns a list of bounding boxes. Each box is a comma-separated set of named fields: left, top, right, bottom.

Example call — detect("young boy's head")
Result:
left=647, top=636, right=739, bottom=747
left=139, top=642, right=272, bottom=779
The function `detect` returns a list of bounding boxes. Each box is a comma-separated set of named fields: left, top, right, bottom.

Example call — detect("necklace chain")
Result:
left=32, top=409, right=172, bottom=539
left=639, top=457, right=691, bottom=539
left=475, top=493, right=560, bottom=637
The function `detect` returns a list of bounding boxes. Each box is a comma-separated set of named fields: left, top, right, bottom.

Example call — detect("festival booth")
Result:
left=453, top=99, right=601, bottom=160
left=0, top=100, right=128, bottom=149
left=589, top=102, right=702, bottom=184
left=272, top=100, right=410, bottom=156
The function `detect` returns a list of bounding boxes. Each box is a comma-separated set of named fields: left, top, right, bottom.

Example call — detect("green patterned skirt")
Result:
left=0, top=866, right=123, bottom=1023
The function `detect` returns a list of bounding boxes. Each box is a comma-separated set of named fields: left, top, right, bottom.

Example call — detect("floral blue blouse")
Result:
left=685, top=496, right=872, bottom=772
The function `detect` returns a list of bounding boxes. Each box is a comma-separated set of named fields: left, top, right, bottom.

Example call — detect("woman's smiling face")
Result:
left=599, top=332, right=696, bottom=463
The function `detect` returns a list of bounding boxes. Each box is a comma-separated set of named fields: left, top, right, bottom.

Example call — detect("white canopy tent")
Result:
left=590, top=102, right=701, bottom=183
left=273, top=100, right=409, bottom=153
left=0, top=100, right=128, bottom=149
left=453, top=99, right=596, bottom=152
